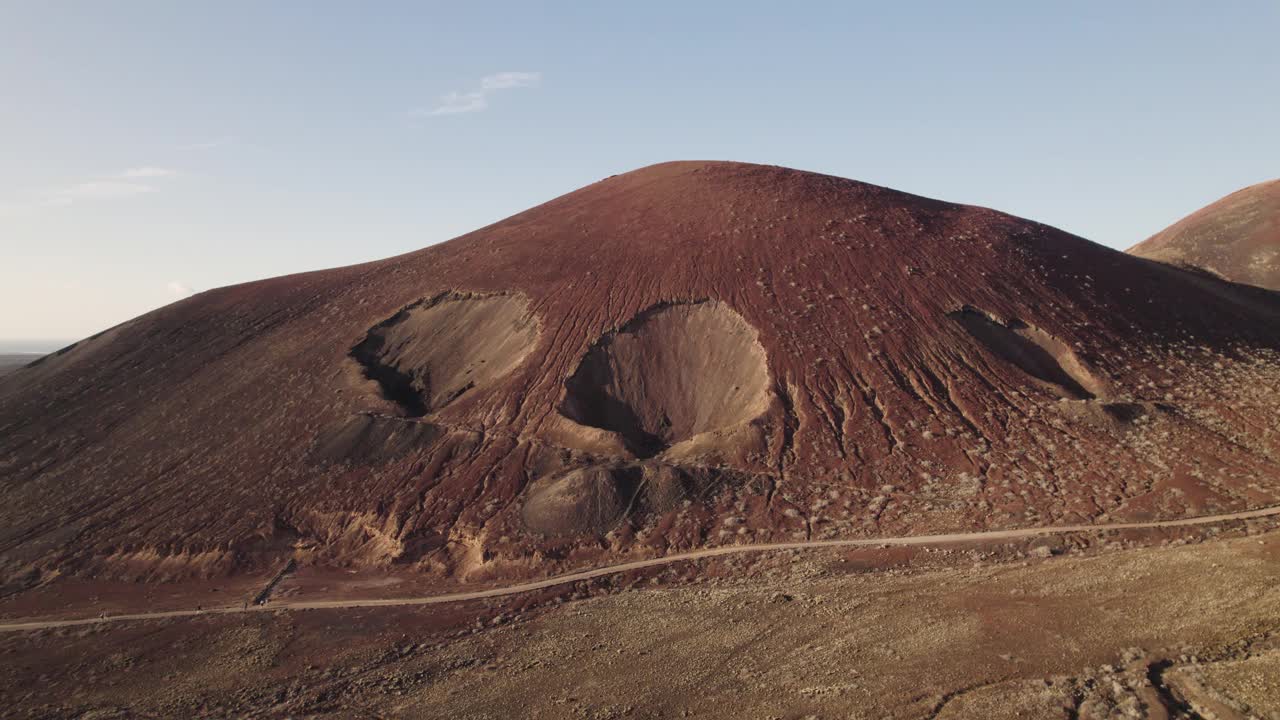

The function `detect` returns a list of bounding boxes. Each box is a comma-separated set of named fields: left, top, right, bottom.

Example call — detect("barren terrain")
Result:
left=3, top=516, right=1277, bottom=718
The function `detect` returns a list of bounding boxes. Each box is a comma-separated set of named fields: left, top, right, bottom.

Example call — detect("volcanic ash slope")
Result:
left=1, top=161, right=1279, bottom=585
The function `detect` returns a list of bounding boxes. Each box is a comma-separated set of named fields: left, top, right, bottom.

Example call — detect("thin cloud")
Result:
left=180, top=136, right=235, bottom=151
left=412, top=71, right=541, bottom=117
left=1, top=168, right=180, bottom=215
left=480, top=71, right=541, bottom=90
left=53, top=181, right=158, bottom=202
left=51, top=168, right=177, bottom=203
left=424, top=91, right=488, bottom=116
left=118, top=167, right=178, bottom=179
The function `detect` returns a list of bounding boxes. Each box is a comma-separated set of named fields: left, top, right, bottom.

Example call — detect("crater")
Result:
left=558, top=300, right=770, bottom=457
left=950, top=306, right=1104, bottom=399
left=351, top=292, right=539, bottom=416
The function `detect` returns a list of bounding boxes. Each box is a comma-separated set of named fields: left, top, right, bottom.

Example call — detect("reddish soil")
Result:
left=1, top=160, right=1279, bottom=598
left=1130, top=178, right=1280, bottom=290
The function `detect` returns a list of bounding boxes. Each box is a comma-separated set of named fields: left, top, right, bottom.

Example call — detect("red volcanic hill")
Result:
left=1, top=161, right=1279, bottom=588
left=1130, top=179, right=1280, bottom=290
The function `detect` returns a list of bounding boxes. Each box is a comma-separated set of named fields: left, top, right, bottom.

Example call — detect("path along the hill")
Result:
left=3, top=505, right=1277, bottom=633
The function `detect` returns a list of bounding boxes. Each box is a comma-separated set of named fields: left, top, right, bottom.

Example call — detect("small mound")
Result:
left=521, top=466, right=636, bottom=536
left=310, top=414, right=442, bottom=466
left=558, top=300, right=770, bottom=457
left=352, top=292, right=539, bottom=416
left=951, top=307, right=1104, bottom=399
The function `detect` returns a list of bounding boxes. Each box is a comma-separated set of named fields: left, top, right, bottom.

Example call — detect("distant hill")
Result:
left=1129, top=179, right=1280, bottom=290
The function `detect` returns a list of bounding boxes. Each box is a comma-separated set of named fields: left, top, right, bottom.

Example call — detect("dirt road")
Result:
left=2, top=505, right=1276, bottom=633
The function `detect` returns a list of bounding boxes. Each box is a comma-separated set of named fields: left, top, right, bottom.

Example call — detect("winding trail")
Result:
left=3, top=505, right=1277, bottom=634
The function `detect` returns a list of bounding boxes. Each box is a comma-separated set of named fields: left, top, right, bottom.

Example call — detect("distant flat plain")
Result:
left=0, top=354, right=39, bottom=377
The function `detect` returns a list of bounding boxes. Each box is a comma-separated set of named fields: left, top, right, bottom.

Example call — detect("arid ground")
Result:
left=3, top=516, right=1278, bottom=718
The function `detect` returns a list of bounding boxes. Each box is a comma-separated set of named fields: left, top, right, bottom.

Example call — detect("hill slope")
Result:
left=1130, top=179, right=1280, bottom=290
left=2, top=161, right=1279, bottom=588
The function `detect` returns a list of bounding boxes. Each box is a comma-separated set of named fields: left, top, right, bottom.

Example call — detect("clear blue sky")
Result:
left=2, top=2, right=1277, bottom=346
